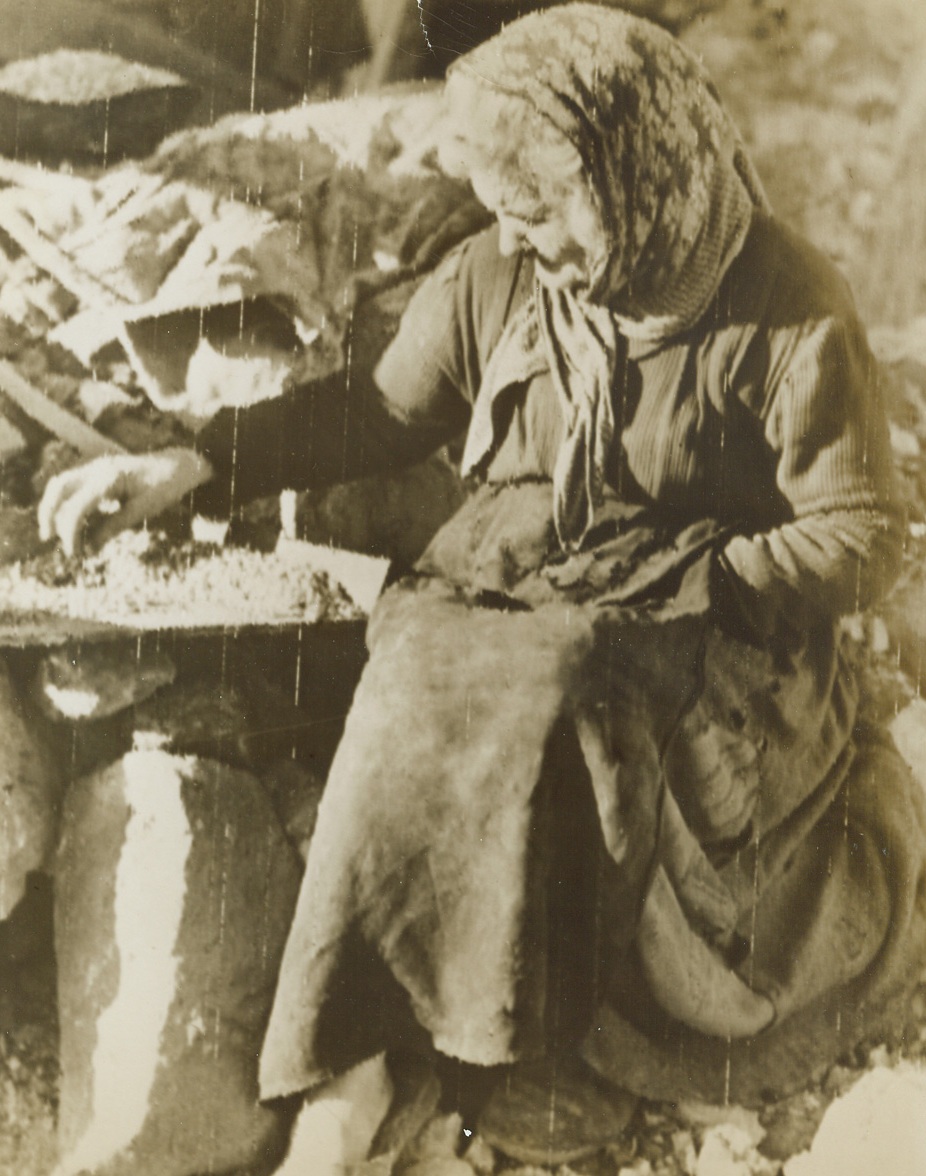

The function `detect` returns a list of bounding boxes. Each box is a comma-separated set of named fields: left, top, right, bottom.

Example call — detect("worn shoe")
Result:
left=477, top=1055, right=638, bottom=1166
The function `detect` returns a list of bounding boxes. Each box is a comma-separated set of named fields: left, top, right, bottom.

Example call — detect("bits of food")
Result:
left=0, top=528, right=364, bottom=630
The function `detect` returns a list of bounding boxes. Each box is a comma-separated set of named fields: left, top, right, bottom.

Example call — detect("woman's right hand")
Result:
left=38, top=447, right=214, bottom=557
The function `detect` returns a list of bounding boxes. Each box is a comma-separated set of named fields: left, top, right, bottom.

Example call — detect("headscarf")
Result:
left=447, top=5, right=769, bottom=548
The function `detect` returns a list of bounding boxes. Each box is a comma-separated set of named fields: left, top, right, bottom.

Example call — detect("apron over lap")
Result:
left=259, top=485, right=926, bottom=1106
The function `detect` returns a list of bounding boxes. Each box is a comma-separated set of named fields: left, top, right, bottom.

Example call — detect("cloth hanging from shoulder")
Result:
left=448, top=5, right=769, bottom=547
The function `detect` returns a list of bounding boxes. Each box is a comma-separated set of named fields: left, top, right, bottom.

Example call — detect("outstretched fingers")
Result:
left=38, top=463, right=127, bottom=556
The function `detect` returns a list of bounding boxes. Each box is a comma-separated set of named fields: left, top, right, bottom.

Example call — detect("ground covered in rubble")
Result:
left=2, top=0, right=926, bottom=1173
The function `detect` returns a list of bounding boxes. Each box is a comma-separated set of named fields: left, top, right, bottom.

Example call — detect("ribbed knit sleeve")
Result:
left=193, top=252, right=475, bottom=518
left=192, top=368, right=455, bottom=518
left=722, top=314, right=903, bottom=621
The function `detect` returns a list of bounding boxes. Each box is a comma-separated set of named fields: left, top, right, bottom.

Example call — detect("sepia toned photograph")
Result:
left=1, top=1, right=925, bottom=1173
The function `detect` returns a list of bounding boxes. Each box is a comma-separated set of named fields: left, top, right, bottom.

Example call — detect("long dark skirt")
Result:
left=259, top=483, right=926, bottom=1105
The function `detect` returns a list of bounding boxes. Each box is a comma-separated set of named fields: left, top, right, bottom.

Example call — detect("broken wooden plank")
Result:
left=0, top=196, right=125, bottom=310
left=0, top=359, right=126, bottom=457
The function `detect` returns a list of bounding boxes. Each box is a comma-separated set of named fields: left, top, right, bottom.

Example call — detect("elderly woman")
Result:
left=40, top=5, right=926, bottom=1167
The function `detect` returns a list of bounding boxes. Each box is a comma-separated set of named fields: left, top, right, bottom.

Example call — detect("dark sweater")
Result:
left=197, top=212, right=902, bottom=621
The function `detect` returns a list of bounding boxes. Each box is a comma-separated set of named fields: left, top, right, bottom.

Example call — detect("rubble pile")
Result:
left=0, top=83, right=477, bottom=572
left=1, top=84, right=485, bottom=407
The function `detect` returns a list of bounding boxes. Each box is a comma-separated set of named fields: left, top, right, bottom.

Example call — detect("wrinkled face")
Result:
left=439, top=75, right=609, bottom=294
left=466, top=165, right=608, bottom=294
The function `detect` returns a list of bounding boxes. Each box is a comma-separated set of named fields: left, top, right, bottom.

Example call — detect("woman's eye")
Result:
left=504, top=207, right=548, bottom=230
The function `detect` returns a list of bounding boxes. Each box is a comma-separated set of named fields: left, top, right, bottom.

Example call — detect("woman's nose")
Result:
left=497, top=216, right=524, bottom=256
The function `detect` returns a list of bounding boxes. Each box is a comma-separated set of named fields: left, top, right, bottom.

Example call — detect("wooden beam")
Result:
left=0, top=359, right=126, bottom=456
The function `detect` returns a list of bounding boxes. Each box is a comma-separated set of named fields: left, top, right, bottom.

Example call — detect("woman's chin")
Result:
left=535, top=262, right=592, bottom=294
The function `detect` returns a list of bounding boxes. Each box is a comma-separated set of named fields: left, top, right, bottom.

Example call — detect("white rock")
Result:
left=678, top=1102, right=765, bottom=1148
left=890, top=421, right=922, bottom=459
left=462, top=1134, right=496, bottom=1175
left=784, top=1065, right=926, bottom=1176
left=275, top=1054, right=394, bottom=1176
left=891, top=699, right=926, bottom=791
left=695, top=1124, right=776, bottom=1176
left=869, top=615, right=891, bottom=653
left=618, top=1161, right=654, bottom=1176
left=77, top=379, right=135, bottom=423
left=403, top=1113, right=465, bottom=1162
left=34, top=642, right=176, bottom=721
left=672, top=1128, right=698, bottom=1174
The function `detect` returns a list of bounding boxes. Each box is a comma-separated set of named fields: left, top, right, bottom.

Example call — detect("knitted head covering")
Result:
left=445, top=5, right=768, bottom=548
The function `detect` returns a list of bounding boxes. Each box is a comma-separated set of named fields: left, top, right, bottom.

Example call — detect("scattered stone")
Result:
left=784, top=1065, right=926, bottom=1176
left=32, top=640, right=176, bottom=720
left=678, top=1103, right=765, bottom=1148
left=275, top=1054, right=394, bottom=1176
left=618, top=1163, right=654, bottom=1176
left=0, top=1016, right=57, bottom=1176
left=54, top=750, right=303, bottom=1176
left=891, top=699, right=926, bottom=791
left=758, top=1090, right=826, bottom=1162
left=462, top=1134, right=496, bottom=1175
left=401, top=1112, right=465, bottom=1164
left=671, top=1129, right=697, bottom=1173
left=695, top=1123, right=777, bottom=1176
